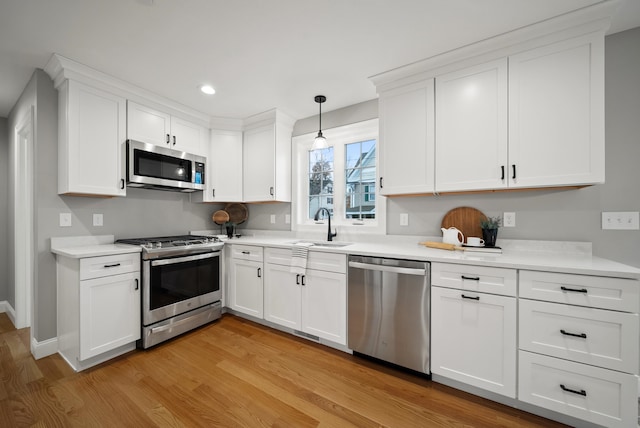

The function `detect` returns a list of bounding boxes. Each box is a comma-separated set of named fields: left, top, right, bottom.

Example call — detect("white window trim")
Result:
left=292, top=118, right=386, bottom=236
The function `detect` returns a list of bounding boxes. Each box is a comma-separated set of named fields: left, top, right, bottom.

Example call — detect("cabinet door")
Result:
left=229, top=259, right=264, bottom=318
left=207, top=129, right=243, bottom=202
left=171, top=116, right=206, bottom=155
left=431, top=286, right=516, bottom=397
left=435, top=59, right=508, bottom=192
left=62, top=80, right=126, bottom=196
left=508, top=33, right=604, bottom=188
left=127, top=101, right=171, bottom=147
left=264, top=263, right=301, bottom=330
left=378, top=79, right=435, bottom=195
left=243, top=124, right=276, bottom=202
left=302, top=270, right=346, bottom=345
left=79, top=272, right=140, bottom=360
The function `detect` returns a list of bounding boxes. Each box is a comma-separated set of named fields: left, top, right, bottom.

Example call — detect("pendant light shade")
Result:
left=312, top=95, right=328, bottom=149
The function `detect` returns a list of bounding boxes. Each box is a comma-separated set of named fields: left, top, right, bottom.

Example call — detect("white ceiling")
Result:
left=1, top=0, right=639, bottom=121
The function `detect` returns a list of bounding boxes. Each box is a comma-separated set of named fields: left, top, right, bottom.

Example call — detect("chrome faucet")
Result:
left=314, top=207, right=337, bottom=241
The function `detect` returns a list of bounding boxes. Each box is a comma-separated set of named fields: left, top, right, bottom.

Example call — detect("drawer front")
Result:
left=231, top=245, right=263, bottom=262
left=80, top=253, right=140, bottom=280
left=431, top=262, right=516, bottom=296
left=518, top=351, right=637, bottom=428
left=265, top=247, right=346, bottom=274
left=519, top=299, right=639, bottom=374
left=520, top=270, right=640, bottom=312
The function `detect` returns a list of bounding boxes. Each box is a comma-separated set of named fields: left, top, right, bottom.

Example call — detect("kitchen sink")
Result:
left=290, top=240, right=353, bottom=248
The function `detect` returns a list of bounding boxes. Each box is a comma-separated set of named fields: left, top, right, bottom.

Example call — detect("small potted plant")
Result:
left=480, top=216, right=501, bottom=247
left=224, top=221, right=235, bottom=239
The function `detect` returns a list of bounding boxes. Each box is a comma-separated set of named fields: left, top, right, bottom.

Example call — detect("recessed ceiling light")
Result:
left=199, top=84, right=216, bottom=95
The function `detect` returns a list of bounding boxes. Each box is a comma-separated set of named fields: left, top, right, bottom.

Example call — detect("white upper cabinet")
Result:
left=127, top=101, right=207, bottom=156
left=243, top=110, right=294, bottom=202
left=56, top=80, right=127, bottom=197
left=435, top=59, right=508, bottom=192
left=508, top=33, right=604, bottom=188
left=379, top=79, right=435, bottom=195
left=194, top=128, right=244, bottom=203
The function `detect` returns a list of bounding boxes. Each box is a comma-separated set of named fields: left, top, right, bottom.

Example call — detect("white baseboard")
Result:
left=31, top=335, right=58, bottom=360
left=0, top=301, right=17, bottom=326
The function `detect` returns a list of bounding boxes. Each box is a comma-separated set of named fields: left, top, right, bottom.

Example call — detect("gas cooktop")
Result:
left=116, top=234, right=224, bottom=259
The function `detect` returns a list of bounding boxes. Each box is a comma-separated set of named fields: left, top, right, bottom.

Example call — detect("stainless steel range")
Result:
left=116, top=235, right=224, bottom=348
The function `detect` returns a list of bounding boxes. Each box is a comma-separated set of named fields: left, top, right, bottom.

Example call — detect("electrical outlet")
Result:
left=602, top=211, right=640, bottom=230
left=503, top=212, right=516, bottom=228
left=270, top=214, right=276, bottom=224
left=400, top=213, right=409, bottom=226
left=285, top=214, right=291, bottom=224
left=93, top=213, right=103, bottom=227
left=59, top=213, right=72, bottom=227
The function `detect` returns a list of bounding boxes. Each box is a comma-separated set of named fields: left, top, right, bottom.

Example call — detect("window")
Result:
left=292, top=119, right=385, bottom=234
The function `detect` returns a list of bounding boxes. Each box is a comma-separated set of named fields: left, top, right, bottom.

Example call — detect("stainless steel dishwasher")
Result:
left=348, top=255, right=430, bottom=374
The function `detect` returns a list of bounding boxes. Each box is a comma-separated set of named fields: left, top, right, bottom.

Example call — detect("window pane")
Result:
left=308, top=196, right=320, bottom=219
left=308, top=147, right=334, bottom=220
left=344, top=140, right=376, bottom=220
left=345, top=143, right=361, bottom=169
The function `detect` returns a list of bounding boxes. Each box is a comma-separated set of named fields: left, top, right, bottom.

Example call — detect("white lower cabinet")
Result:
left=264, top=247, right=347, bottom=345
left=431, top=285, right=516, bottom=398
left=228, top=245, right=264, bottom=319
left=56, top=252, right=140, bottom=371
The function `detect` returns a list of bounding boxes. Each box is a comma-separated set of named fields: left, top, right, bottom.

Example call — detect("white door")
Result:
left=431, top=286, right=516, bottom=397
left=435, top=58, right=508, bottom=192
left=508, top=34, right=605, bottom=188
left=79, top=272, right=140, bottom=360
left=264, top=263, right=301, bottom=330
left=243, top=124, right=275, bottom=202
left=378, top=79, right=435, bottom=195
left=208, top=129, right=243, bottom=202
left=171, top=116, right=205, bottom=155
left=127, top=101, right=171, bottom=147
left=229, top=259, right=264, bottom=318
left=301, top=270, right=346, bottom=345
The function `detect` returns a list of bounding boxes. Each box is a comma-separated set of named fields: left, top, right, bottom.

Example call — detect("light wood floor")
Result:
left=0, top=313, right=567, bottom=427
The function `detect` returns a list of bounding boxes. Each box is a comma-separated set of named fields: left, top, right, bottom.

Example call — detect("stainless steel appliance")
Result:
left=116, top=235, right=223, bottom=348
left=348, top=255, right=430, bottom=373
left=126, top=140, right=206, bottom=192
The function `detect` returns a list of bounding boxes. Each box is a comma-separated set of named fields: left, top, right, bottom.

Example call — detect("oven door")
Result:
left=142, top=251, right=221, bottom=326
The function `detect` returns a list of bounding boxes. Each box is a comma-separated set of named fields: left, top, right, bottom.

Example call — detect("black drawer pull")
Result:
left=241, top=251, right=250, bottom=255
left=296, top=274, right=300, bottom=285
left=257, top=267, right=262, bottom=278
left=301, top=275, right=306, bottom=286
left=379, top=177, right=384, bottom=188
left=461, top=294, right=480, bottom=300
left=134, top=279, right=139, bottom=290
left=166, top=134, right=170, bottom=144
left=104, top=263, right=121, bottom=268
left=461, top=275, right=480, bottom=281
left=560, top=384, right=587, bottom=397
left=560, top=329, right=587, bottom=339
left=560, top=286, right=588, bottom=293
left=501, top=165, right=505, bottom=180
left=512, top=164, right=516, bottom=179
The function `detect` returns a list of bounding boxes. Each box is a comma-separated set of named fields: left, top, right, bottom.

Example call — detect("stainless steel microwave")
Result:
left=126, top=140, right=205, bottom=192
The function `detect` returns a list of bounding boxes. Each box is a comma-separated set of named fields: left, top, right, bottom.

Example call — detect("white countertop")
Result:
left=219, top=235, right=640, bottom=279
left=51, top=235, right=141, bottom=259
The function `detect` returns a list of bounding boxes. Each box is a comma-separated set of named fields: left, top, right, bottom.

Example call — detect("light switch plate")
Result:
left=285, top=214, right=291, bottom=224
left=400, top=213, right=409, bottom=226
left=59, top=213, right=72, bottom=227
left=270, top=214, right=276, bottom=224
left=93, top=213, right=104, bottom=227
left=602, top=211, right=640, bottom=230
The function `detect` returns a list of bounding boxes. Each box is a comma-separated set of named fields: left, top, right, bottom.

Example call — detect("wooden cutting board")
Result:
left=441, top=207, right=487, bottom=244
left=212, top=210, right=229, bottom=225
left=225, top=203, right=248, bottom=224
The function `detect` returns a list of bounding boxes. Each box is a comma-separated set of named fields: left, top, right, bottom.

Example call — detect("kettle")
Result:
left=441, top=227, right=464, bottom=246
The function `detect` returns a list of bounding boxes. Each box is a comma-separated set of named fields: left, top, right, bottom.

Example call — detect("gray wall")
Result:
left=247, top=27, right=640, bottom=268
left=0, top=117, right=7, bottom=302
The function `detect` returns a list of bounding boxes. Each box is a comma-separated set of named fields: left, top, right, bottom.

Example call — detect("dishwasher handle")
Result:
left=348, top=261, right=426, bottom=276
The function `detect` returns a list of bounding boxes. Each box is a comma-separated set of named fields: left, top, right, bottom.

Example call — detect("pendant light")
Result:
left=312, top=95, right=328, bottom=149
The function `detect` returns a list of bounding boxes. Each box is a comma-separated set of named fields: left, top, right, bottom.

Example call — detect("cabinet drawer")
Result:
left=520, top=270, right=640, bottom=312
left=265, top=247, right=346, bottom=274
left=80, top=253, right=140, bottom=280
left=230, top=245, right=263, bottom=262
left=518, top=351, right=637, bottom=428
left=519, top=299, right=639, bottom=374
left=431, top=262, right=516, bottom=296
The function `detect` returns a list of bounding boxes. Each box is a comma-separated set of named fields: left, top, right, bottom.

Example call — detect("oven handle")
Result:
left=151, top=251, right=220, bottom=267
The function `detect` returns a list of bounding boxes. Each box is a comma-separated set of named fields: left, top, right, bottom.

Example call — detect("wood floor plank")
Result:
left=0, top=313, right=569, bottom=427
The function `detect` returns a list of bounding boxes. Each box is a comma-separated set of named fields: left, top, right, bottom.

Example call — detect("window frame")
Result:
left=292, top=119, right=386, bottom=235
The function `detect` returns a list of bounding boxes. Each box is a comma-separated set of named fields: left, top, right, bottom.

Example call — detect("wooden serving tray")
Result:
left=441, top=207, right=488, bottom=243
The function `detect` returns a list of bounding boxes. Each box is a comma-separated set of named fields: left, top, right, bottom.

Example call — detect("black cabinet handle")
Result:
left=461, top=294, right=479, bottom=300
left=172, top=135, right=176, bottom=146
left=501, top=165, right=505, bottom=180
left=166, top=134, right=170, bottom=145
left=461, top=275, right=480, bottom=281
left=257, top=267, right=262, bottom=278
left=560, top=329, right=587, bottom=339
left=212, top=189, right=215, bottom=198
left=512, top=165, right=516, bottom=179
left=379, top=177, right=384, bottom=188
left=561, top=286, right=588, bottom=294
left=103, top=263, right=121, bottom=268
left=296, top=274, right=300, bottom=285
left=269, top=186, right=274, bottom=196
left=120, top=178, right=125, bottom=189
left=560, top=384, right=587, bottom=396
left=134, top=279, right=139, bottom=290
left=241, top=251, right=250, bottom=255
left=301, top=275, right=306, bottom=286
